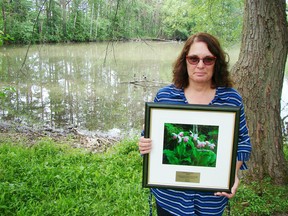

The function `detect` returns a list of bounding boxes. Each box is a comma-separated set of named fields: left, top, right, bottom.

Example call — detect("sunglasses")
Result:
left=186, top=55, right=216, bottom=66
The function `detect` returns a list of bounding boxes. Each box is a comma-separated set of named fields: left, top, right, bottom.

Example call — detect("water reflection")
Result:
left=0, top=42, right=287, bottom=137
left=0, top=42, right=179, bottom=136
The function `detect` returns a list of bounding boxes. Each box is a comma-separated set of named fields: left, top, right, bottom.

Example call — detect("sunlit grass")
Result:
left=0, top=136, right=287, bottom=215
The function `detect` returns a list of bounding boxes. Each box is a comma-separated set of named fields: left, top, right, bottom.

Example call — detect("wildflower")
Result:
left=194, top=139, right=201, bottom=148
left=196, top=140, right=206, bottom=148
left=208, top=143, right=216, bottom=150
left=201, top=141, right=206, bottom=147
left=172, top=133, right=177, bottom=140
left=183, top=136, right=189, bottom=142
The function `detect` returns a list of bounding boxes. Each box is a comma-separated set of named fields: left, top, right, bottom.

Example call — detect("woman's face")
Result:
left=186, top=41, right=215, bottom=86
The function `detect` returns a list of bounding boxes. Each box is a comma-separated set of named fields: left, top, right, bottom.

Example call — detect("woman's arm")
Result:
left=214, top=160, right=243, bottom=198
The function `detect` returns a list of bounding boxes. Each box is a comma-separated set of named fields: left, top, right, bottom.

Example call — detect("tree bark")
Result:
left=232, top=0, right=288, bottom=184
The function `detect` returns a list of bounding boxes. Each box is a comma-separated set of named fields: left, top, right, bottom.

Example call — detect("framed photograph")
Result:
left=142, top=102, right=240, bottom=192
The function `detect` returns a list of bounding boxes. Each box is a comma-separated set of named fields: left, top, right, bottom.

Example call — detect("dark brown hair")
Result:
left=172, top=32, right=234, bottom=89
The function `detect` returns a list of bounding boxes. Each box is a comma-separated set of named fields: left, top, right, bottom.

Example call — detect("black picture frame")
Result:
left=142, top=102, right=240, bottom=192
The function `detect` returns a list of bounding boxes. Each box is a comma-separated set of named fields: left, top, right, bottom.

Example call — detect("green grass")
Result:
left=0, top=136, right=288, bottom=216
left=229, top=178, right=288, bottom=216
left=0, top=136, right=152, bottom=215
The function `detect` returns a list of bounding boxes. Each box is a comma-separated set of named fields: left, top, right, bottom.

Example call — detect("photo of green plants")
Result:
left=162, top=123, right=219, bottom=167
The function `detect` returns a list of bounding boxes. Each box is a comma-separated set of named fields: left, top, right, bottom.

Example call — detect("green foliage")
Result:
left=163, top=123, right=217, bottom=167
left=7, top=21, right=34, bottom=44
left=0, top=137, right=151, bottom=215
left=160, top=0, right=192, bottom=40
left=0, top=86, right=16, bottom=100
left=0, top=0, right=244, bottom=44
left=0, top=31, right=14, bottom=45
left=0, top=136, right=287, bottom=215
left=284, top=144, right=288, bottom=161
left=229, top=178, right=288, bottom=215
left=160, top=0, right=244, bottom=45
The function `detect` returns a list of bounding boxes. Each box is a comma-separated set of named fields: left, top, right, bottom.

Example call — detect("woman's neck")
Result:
left=184, top=82, right=216, bottom=105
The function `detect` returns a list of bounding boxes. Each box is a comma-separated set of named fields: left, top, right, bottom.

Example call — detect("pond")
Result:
left=0, top=42, right=287, bottom=137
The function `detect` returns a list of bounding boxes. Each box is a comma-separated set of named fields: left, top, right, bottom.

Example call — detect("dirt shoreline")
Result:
left=0, top=121, right=120, bottom=153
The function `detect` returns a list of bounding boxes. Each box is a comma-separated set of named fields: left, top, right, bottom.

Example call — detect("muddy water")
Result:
left=0, top=42, right=287, bottom=137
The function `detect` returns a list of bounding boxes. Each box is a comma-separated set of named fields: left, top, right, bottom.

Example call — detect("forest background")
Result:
left=0, top=0, right=243, bottom=46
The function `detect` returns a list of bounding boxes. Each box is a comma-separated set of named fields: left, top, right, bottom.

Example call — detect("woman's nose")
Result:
left=196, top=59, right=205, bottom=68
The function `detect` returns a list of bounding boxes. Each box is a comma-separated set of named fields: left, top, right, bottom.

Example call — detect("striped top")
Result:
left=151, top=84, right=252, bottom=215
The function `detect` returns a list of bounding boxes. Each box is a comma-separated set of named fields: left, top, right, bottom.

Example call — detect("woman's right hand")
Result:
left=138, top=136, right=152, bottom=154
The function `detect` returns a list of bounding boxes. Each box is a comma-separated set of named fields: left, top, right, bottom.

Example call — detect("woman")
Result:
left=138, top=32, right=252, bottom=216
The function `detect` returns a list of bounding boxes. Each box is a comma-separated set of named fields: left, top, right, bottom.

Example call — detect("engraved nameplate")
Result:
left=175, top=171, right=200, bottom=183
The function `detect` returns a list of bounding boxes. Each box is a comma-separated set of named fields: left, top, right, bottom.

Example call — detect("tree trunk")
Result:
left=90, top=3, right=94, bottom=38
left=1, top=0, right=7, bottom=35
left=232, top=0, right=288, bottom=184
left=60, top=0, right=67, bottom=38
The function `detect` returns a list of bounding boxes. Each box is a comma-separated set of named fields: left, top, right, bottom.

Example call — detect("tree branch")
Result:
left=20, top=0, right=48, bottom=74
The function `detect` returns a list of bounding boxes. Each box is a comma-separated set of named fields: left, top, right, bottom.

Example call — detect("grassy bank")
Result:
left=0, top=135, right=287, bottom=215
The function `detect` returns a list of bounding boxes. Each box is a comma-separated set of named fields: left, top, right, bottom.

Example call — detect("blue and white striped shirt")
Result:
left=151, top=84, right=252, bottom=216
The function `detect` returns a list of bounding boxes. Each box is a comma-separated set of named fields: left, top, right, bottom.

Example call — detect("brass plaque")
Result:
left=175, top=171, right=200, bottom=183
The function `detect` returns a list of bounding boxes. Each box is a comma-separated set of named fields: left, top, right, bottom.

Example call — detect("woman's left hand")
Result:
left=214, top=175, right=240, bottom=199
